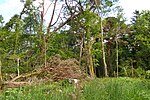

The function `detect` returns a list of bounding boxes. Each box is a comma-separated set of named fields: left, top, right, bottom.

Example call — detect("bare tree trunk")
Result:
left=131, top=59, right=134, bottom=77
left=101, top=16, right=108, bottom=77
left=40, top=0, right=47, bottom=67
left=0, top=60, right=3, bottom=89
left=88, top=40, right=95, bottom=77
left=44, top=36, right=47, bottom=67
left=86, top=28, right=95, bottom=78
left=107, top=41, right=113, bottom=76
left=116, top=37, right=119, bottom=77
left=17, top=58, right=20, bottom=76
left=47, top=0, right=58, bottom=34
left=79, top=35, right=83, bottom=66
left=94, top=0, right=108, bottom=77
left=37, top=0, right=45, bottom=66
left=0, top=60, right=3, bottom=82
left=83, top=41, right=88, bottom=74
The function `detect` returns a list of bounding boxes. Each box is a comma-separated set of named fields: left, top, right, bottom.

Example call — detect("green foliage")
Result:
left=134, top=67, right=146, bottom=78
left=145, top=70, right=150, bottom=79
left=47, top=32, right=79, bottom=59
left=130, top=10, right=150, bottom=70
left=93, top=42, right=102, bottom=67
left=81, top=78, right=150, bottom=100
left=0, top=15, right=4, bottom=27
left=0, top=81, right=74, bottom=100
left=0, top=78, right=149, bottom=100
left=0, top=0, right=149, bottom=78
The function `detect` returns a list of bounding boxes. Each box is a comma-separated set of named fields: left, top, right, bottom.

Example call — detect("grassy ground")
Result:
left=0, top=77, right=150, bottom=100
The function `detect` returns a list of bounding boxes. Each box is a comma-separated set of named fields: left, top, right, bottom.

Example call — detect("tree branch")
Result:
left=53, top=12, right=81, bottom=32
left=51, top=5, right=64, bottom=27
left=47, top=0, right=58, bottom=34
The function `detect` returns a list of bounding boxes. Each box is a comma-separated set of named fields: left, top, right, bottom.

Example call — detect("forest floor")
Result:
left=0, top=77, right=150, bottom=100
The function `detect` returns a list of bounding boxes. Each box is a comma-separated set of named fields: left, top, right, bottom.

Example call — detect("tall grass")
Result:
left=81, top=78, right=150, bottom=100
left=0, top=78, right=149, bottom=100
left=0, top=81, right=74, bottom=100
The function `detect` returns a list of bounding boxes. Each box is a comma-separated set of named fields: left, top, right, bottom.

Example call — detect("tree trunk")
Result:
left=101, top=16, right=108, bottom=77
left=116, top=37, right=119, bottom=77
left=87, top=28, right=95, bottom=78
left=0, top=60, right=3, bottom=89
left=94, top=0, right=108, bottom=77
left=44, top=36, right=47, bottom=67
left=38, top=0, right=47, bottom=67
left=88, top=40, right=95, bottom=77
left=131, top=59, right=134, bottom=77
left=17, top=58, right=20, bottom=76
left=79, top=35, right=83, bottom=66
left=107, top=41, right=113, bottom=76
left=0, top=61, right=3, bottom=82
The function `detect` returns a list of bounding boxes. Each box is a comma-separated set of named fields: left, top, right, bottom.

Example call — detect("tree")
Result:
left=131, top=10, right=150, bottom=71
left=94, top=0, right=119, bottom=77
left=0, top=15, right=4, bottom=27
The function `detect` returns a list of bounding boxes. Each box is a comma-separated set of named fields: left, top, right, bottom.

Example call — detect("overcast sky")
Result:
left=0, top=0, right=150, bottom=24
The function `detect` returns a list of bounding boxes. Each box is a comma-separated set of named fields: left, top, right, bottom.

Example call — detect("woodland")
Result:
left=0, top=0, right=150, bottom=99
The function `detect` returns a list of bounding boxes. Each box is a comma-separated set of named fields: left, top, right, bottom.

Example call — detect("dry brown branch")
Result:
left=50, top=5, right=63, bottom=27
left=44, top=1, right=53, bottom=16
left=47, top=0, right=58, bottom=33
left=10, top=70, right=42, bottom=82
left=53, top=12, right=81, bottom=32
left=4, top=81, right=31, bottom=88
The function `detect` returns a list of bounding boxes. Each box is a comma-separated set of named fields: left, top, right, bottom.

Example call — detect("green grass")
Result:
left=0, top=78, right=150, bottom=100
left=81, top=78, right=150, bottom=100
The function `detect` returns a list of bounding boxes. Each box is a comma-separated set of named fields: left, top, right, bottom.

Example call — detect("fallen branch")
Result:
left=4, top=81, right=31, bottom=88
left=10, top=70, right=43, bottom=82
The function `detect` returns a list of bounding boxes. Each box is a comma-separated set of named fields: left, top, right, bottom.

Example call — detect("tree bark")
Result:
left=47, top=0, right=58, bottom=34
left=17, top=58, right=20, bottom=76
left=0, top=60, right=3, bottom=82
left=44, top=36, right=47, bottom=67
left=87, top=28, right=95, bottom=78
left=101, top=16, right=108, bottom=77
left=131, top=59, right=134, bottom=77
left=107, top=41, right=113, bottom=76
left=0, top=60, right=3, bottom=89
left=116, top=37, right=119, bottom=77
left=88, top=40, right=95, bottom=77
left=79, top=35, right=83, bottom=66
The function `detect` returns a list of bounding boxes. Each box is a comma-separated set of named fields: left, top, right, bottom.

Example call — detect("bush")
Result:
left=145, top=70, right=150, bottom=79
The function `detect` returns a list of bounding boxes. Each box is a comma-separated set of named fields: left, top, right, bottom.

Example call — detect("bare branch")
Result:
left=51, top=5, right=64, bottom=26
left=53, top=12, right=81, bottom=32
left=44, top=1, right=54, bottom=16
left=47, top=0, right=58, bottom=34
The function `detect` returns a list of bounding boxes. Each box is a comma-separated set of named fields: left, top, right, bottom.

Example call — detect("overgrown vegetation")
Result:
left=0, top=0, right=150, bottom=99
left=0, top=78, right=149, bottom=100
left=0, top=0, right=149, bottom=79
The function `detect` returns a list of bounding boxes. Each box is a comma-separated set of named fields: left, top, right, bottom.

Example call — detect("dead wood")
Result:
left=4, top=81, right=31, bottom=88
left=1, top=56, right=87, bottom=89
left=10, top=70, right=43, bottom=82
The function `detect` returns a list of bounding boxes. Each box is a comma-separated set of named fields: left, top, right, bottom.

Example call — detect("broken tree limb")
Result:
left=10, top=70, right=43, bottom=82
left=4, top=81, right=31, bottom=88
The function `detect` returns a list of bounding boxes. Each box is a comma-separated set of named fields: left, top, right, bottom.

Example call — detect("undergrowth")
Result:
left=0, top=78, right=149, bottom=100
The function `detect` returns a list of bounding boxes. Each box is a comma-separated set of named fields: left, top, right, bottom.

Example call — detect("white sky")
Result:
left=119, top=0, right=150, bottom=23
left=0, top=0, right=150, bottom=24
